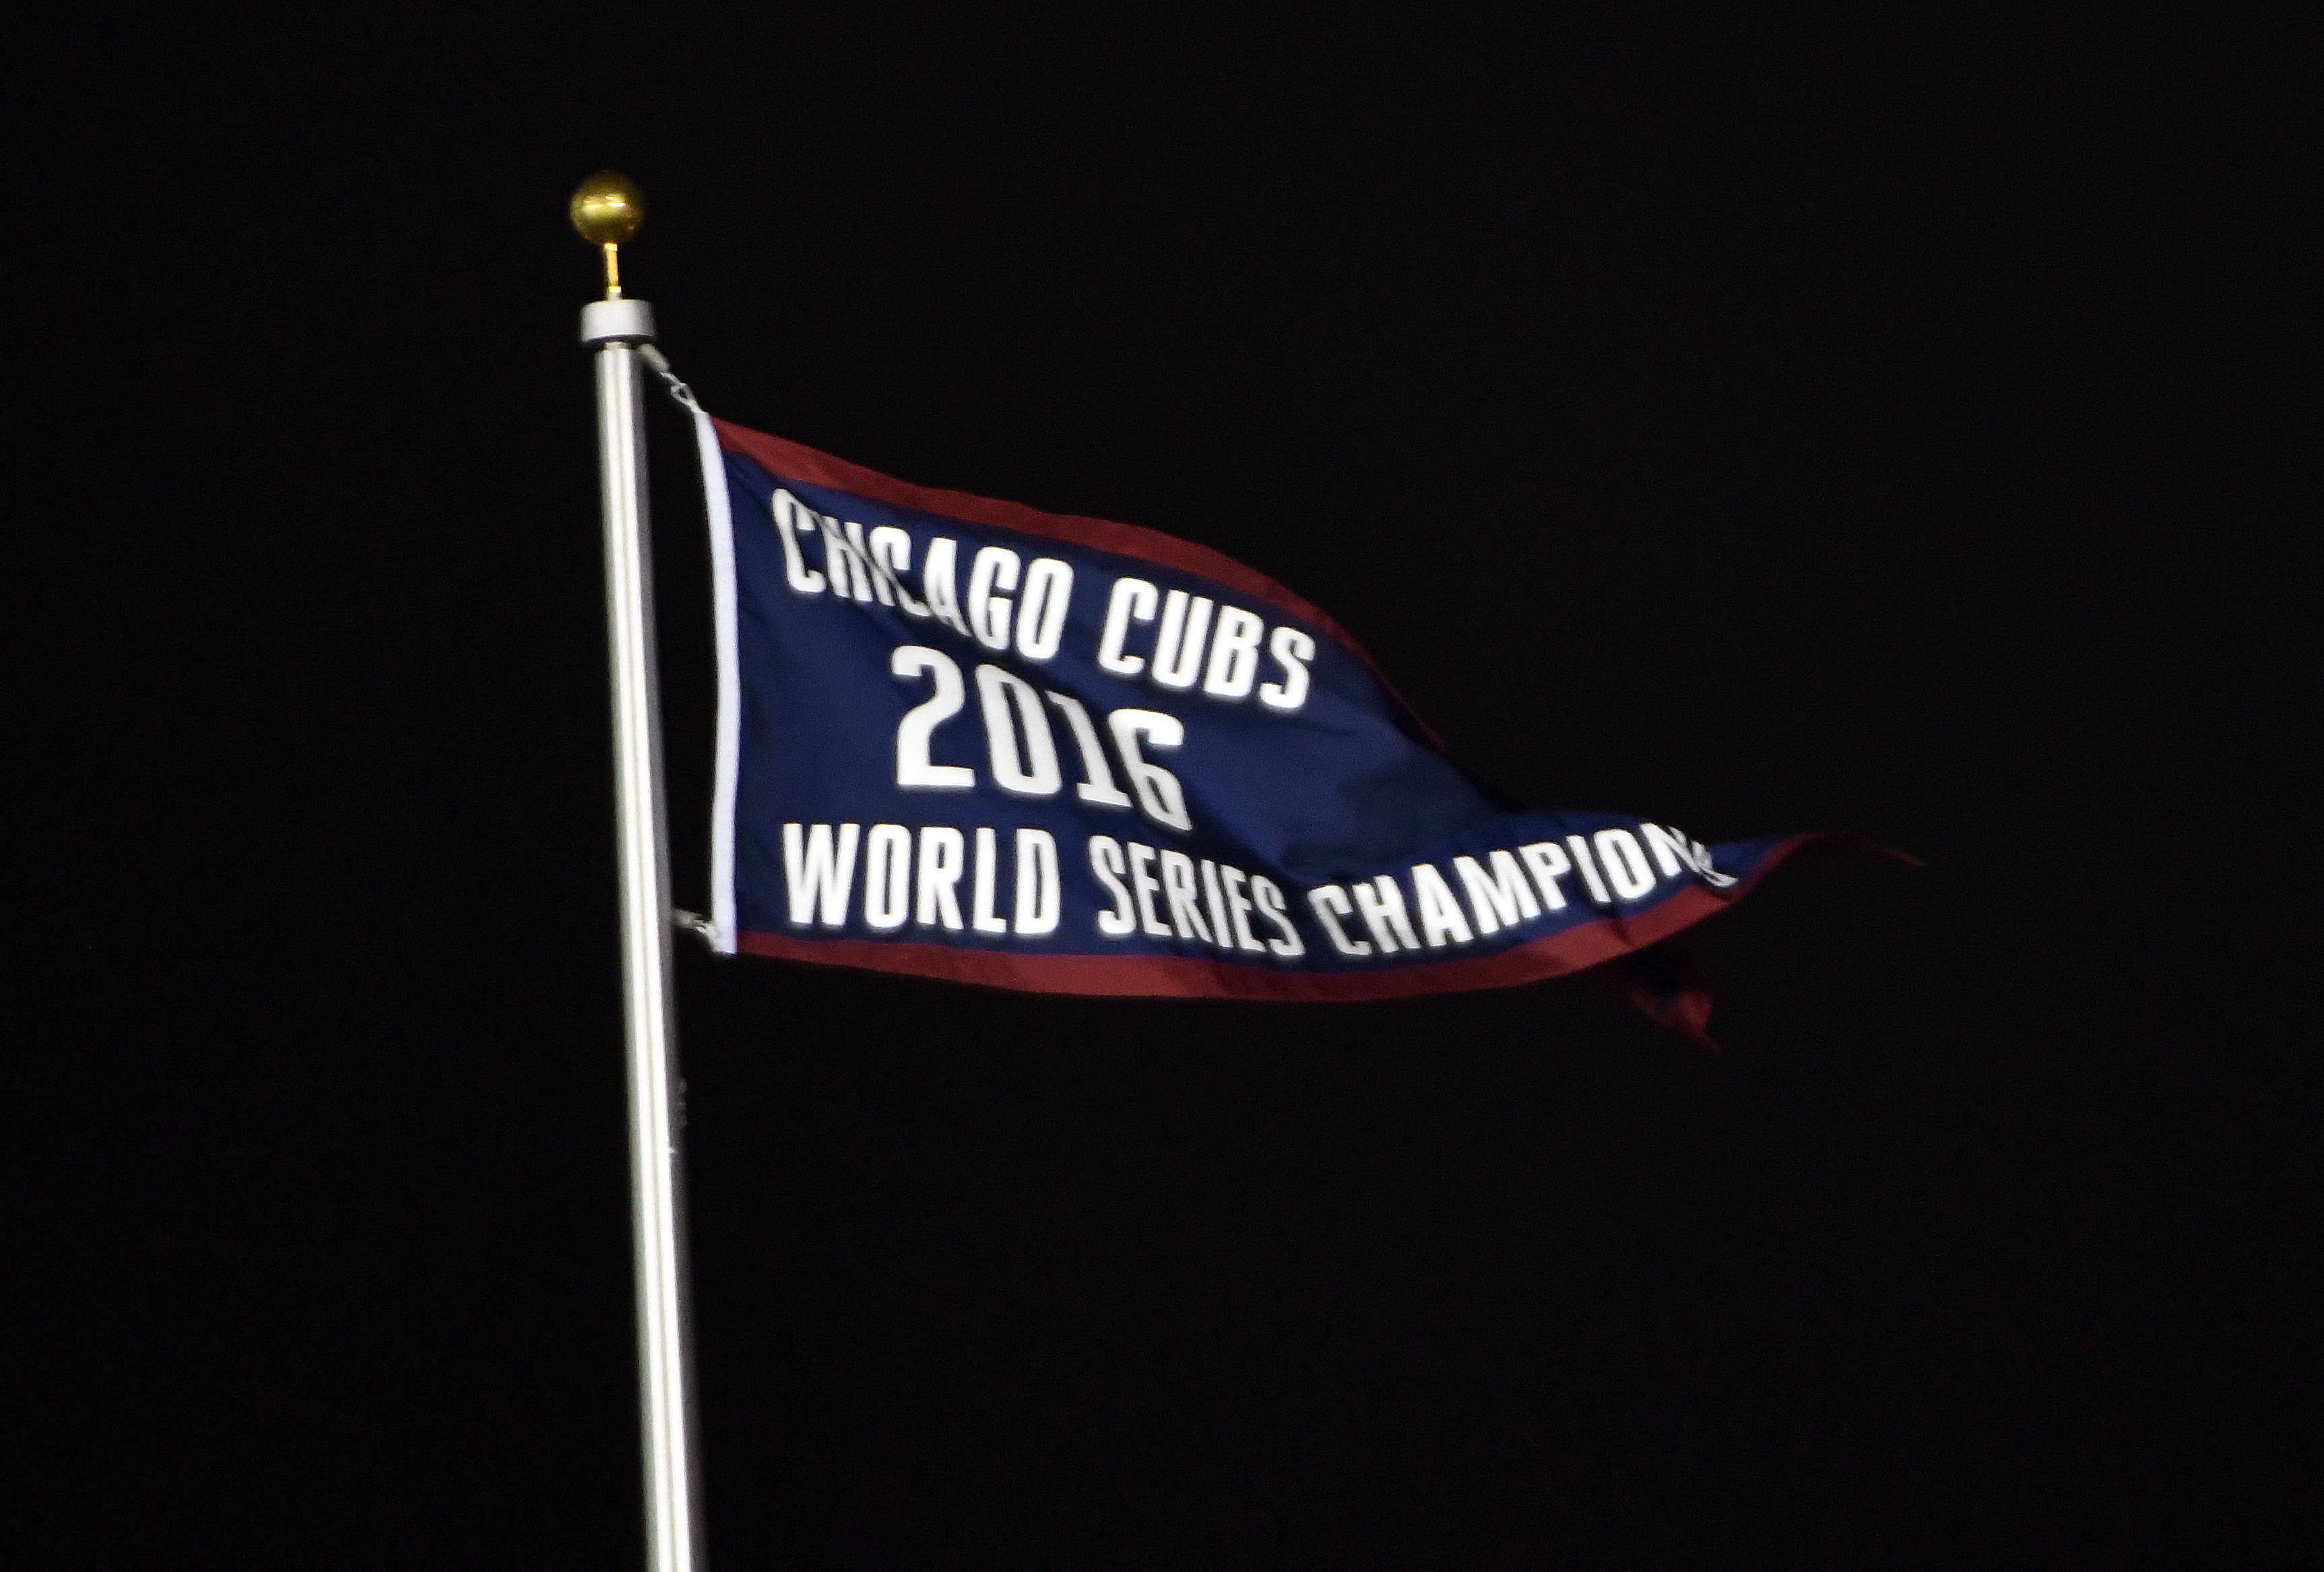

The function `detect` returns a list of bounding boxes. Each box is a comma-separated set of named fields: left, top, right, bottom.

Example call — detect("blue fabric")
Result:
left=715, top=435, right=1802, bottom=1001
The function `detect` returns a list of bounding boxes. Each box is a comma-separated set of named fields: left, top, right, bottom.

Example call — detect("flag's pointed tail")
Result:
left=1606, top=941, right=1720, bottom=1052
left=1602, top=836, right=1923, bottom=1049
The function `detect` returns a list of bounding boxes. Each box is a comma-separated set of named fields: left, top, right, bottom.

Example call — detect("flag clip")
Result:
left=639, top=344, right=701, bottom=414
left=671, top=908, right=719, bottom=948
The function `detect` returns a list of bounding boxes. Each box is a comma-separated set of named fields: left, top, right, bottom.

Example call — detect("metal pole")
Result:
left=583, top=292, right=706, bottom=1572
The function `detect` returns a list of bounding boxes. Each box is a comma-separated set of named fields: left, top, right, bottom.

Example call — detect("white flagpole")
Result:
left=573, top=173, right=706, bottom=1572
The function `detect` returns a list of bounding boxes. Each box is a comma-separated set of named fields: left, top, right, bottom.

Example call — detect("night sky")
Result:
left=20, top=13, right=2301, bottom=1566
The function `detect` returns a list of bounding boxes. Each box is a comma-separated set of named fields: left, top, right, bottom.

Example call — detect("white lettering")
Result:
left=1259, top=626, right=1314, bottom=712
left=916, top=826, right=965, bottom=929
left=1566, top=834, right=1613, bottom=906
left=1594, top=829, right=1656, bottom=901
left=1308, top=885, right=1373, bottom=956
left=967, top=546, right=1020, bottom=651
left=1089, top=836, right=1135, bottom=937
left=1221, top=866, right=1264, bottom=953
left=838, top=521, right=886, bottom=604
left=1201, top=859, right=1232, bottom=949
left=1517, top=842, right=1573, bottom=910
left=771, top=490, right=826, bottom=595
left=863, top=823, right=910, bottom=931
left=868, top=526, right=928, bottom=617
left=1151, top=590, right=1213, bottom=690
left=1411, top=864, right=1475, bottom=947
left=974, top=664, right=1062, bottom=797
left=1642, top=823, right=1694, bottom=877
left=1454, top=850, right=1541, bottom=935
left=920, top=537, right=969, bottom=635
left=1014, top=828, right=1060, bottom=936
left=1159, top=850, right=1212, bottom=942
left=1202, top=606, right=1264, bottom=699
left=1107, top=709, right=1192, bottom=832
left=971, top=826, right=1008, bottom=933
left=783, top=822, right=860, bottom=928
left=1644, top=823, right=1729, bottom=885
left=1127, top=842, right=1168, bottom=937
left=1014, top=558, right=1073, bottom=660
left=1251, top=877, right=1304, bottom=957
left=1046, top=692, right=1132, bottom=808
left=1353, top=875, right=1420, bottom=953
left=891, top=647, right=975, bottom=790
left=1097, top=577, right=1158, bottom=677
left=822, top=515, right=876, bottom=602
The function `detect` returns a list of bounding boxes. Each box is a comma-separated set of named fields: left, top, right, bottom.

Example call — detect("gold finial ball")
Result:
left=570, top=171, right=645, bottom=246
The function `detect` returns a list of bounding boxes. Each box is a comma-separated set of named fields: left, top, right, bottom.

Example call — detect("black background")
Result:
left=18, top=13, right=2305, bottom=1567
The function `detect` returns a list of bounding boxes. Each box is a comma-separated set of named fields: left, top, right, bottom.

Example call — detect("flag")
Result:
left=680, top=410, right=1865, bottom=1041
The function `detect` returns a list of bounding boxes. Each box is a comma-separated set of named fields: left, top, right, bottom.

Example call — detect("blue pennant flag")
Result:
left=680, top=412, right=1869, bottom=1042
